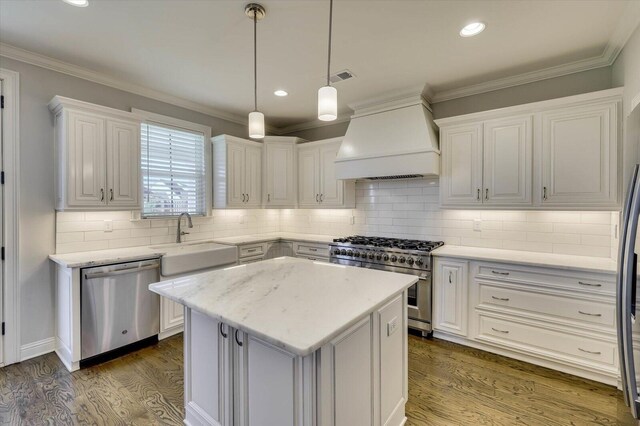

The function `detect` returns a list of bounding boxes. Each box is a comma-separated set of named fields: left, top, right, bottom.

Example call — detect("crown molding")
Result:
left=275, top=115, right=351, bottom=135
left=0, top=42, right=283, bottom=132
left=431, top=3, right=640, bottom=103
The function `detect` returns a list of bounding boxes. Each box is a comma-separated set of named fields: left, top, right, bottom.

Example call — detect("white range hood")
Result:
left=335, top=95, right=440, bottom=180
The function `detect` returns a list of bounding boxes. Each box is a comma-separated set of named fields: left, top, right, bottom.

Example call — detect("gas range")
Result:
left=329, top=236, right=444, bottom=272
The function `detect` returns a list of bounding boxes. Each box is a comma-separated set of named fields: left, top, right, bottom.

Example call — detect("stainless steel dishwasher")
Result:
left=81, top=259, right=161, bottom=360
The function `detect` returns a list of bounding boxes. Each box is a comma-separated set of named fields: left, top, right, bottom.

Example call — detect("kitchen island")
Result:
left=149, top=256, right=416, bottom=426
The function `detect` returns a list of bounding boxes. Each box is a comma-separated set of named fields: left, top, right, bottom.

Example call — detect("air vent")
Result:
left=364, top=174, right=423, bottom=181
left=329, top=69, right=355, bottom=84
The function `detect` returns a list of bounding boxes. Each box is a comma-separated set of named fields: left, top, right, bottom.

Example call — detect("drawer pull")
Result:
left=246, top=248, right=257, bottom=253
left=491, top=270, right=510, bottom=276
left=491, top=327, right=509, bottom=334
left=449, top=271, right=452, bottom=283
left=308, top=248, right=318, bottom=252
left=578, top=281, right=602, bottom=287
left=578, top=310, right=602, bottom=317
left=578, top=347, right=601, bottom=355
left=491, top=296, right=510, bottom=301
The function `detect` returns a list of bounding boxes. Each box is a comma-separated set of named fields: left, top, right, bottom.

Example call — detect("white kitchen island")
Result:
left=149, top=257, right=417, bottom=426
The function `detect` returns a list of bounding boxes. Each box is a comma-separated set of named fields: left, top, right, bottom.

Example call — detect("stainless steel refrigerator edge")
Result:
left=81, top=259, right=161, bottom=360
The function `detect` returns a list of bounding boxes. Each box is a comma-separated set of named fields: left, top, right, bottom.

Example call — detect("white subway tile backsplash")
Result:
left=55, top=179, right=617, bottom=259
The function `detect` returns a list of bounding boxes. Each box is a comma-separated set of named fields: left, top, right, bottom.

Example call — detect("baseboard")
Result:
left=20, top=337, right=55, bottom=361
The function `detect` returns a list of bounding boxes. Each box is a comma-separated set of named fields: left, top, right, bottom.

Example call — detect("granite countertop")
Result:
left=149, top=257, right=416, bottom=356
left=49, top=232, right=336, bottom=268
left=431, top=245, right=617, bottom=274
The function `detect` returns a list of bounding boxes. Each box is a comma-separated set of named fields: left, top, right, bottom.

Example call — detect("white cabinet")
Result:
left=439, top=117, right=532, bottom=207
left=433, top=259, right=468, bottom=337
left=212, top=135, right=262, bottom=209
left=49, top=96, right=141, bottom=211
left=160, top=297, right=184, bottom=339
left=263, top=137, right=302, bottom=208
left=436, top=88, right=622, bottom=210
left=540, top=101, right=619, bottom=207
left=297, top=138, right=355, bottom=208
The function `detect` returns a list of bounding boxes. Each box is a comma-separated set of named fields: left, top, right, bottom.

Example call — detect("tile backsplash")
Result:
left=56, top=178, right=619, bottom=258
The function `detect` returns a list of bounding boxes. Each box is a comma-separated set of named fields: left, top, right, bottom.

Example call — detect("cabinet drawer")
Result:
left=476, top=263, right=615, bottom=296
left=478, top=314, right=616, bottom=368
left=296, top=254, right=329, bottom=263
left=478, top=283, right=615, bottom=329
left=239, top=243, right=266, bottom=258
left=239, top=254, right=265, bottom=264
left=294, top=242, right=330, bottom=257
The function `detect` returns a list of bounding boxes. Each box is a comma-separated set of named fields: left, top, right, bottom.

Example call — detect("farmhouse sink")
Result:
left=153, top=241, right=238, bottom=276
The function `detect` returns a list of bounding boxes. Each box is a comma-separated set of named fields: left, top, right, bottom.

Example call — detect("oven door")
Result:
left=367, top=264, right=431, bottom=328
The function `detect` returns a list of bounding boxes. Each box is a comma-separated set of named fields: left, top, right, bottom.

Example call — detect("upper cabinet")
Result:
left=212, top=135, right=262, bottom=209
left=435, top=88, right=622, bottom=210
left=262, top=136, right=302, bottom=208
left=297, top=138, right=355, bottom=208
left=49, top=96, right=141, bottom=211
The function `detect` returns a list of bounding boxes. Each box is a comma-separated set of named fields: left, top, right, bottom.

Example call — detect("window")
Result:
left=141, top=122, right=206, bottom=217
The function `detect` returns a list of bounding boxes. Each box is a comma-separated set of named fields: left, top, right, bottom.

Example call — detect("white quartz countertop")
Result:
left=49, top=232, right=335, bottom=268
left=431, top=245, right=617, bottom=274
left=211, top=232, right=336, bottom=245
left=149, top=257, right=417, bottom=356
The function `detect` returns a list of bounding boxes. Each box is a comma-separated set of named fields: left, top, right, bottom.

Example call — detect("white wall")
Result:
left=280, top=179, right=615, bottom=258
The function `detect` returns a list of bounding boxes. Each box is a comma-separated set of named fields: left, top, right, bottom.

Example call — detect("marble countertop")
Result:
left=211, top=232, right=337, bottom=245
left=431, top=245, right=617, bottom=274
left=49, top=232, right=335, bottom=268
left=149, top=257, right=417, bottom=356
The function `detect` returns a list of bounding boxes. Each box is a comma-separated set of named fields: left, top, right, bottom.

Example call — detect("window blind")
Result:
left=141, top=122, right=206, bottom=217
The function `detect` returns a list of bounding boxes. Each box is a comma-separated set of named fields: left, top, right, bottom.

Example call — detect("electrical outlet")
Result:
left=350, top=216, right=355, bottom=225
left=104, top=220, right=113, bottom=232
left=473, top=219, right=482, bottom=232
left=387, top=316, right=398, bottom=336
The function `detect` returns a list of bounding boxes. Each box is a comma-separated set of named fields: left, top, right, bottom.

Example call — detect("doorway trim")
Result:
left=0, top=68, right=20, bottom=366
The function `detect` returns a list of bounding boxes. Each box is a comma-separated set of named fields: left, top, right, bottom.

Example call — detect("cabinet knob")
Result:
left=235, top=329, right=243, bottom=346
left=320, top=194, right=324, bottom=202
left=109, top=188, right=114, bottom=201
left=477, top=188, right=480, bottom=201
left=448, top=271, right=452, bottom=283
left=219, top=323, right=228, bottom=338
left=485, top=188, right=489, bottom=200
left=543, top=186, right=548, bottom=200
left=247, top=193, right=250, bottom=202
left=100, top=188, right=104, bottom=202
left=316, top=194, right=319, bottom=203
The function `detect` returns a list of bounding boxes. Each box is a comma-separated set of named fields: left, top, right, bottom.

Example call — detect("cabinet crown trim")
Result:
left=48, top=96, right=142, bottom=122
left=211, top=134, right=263, bottom=147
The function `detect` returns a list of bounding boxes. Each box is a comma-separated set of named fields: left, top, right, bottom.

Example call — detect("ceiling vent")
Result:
left=329, top=69, right=355, bottom=84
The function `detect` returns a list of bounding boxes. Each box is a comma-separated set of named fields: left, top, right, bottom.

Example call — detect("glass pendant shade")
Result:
left=248, top=111, right=265, bottom=139
left=318, top=85, right=337, bottom=121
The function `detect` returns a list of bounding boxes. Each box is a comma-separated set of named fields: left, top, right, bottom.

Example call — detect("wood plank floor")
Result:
left=0, top=334, right=636, bottom=425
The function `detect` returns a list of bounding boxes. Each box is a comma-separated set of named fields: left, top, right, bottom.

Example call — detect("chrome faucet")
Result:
left=176, top=212, right=193, bottom=243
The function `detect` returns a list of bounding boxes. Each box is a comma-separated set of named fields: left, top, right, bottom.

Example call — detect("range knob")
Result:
left=347, top=250, right=353, bottom=256
left=406, top=257, right=414, bottom=265
left=398, top=256, right=406, bottom=264
left=368, top=252, right=375, bottom=260
left=383, top=254, right=389, bottom=261
left=340, top=249, right=347, bottom=255
left=353, top=251, right=360, bottom=258
left=415, top=258, right=424, bottom=266
left=376, top=253, right=382, bottom=260
left=333, top=249, right=341, bottom=255
left=390, top=255, right=398, bottom=262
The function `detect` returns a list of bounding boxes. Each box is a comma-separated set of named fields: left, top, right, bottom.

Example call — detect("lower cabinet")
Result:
left=433, top=256, right=618, bottom=385
left=237, top=240, right=331, bottom=263
left=184, top=294, right=407, bottom=426
left=160, top=297, right=184, bottom=339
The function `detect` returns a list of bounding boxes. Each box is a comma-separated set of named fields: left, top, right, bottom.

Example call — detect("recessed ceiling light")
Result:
left=274, top=90, right=288, bottom=97
left=460, top=22, right=485, bottom=37
left=62, top=0, right=89, bottom=6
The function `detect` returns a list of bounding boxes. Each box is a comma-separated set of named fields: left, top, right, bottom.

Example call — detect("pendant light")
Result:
left=318, top=0, right=337, bottom=121
left=246, top=3, right=266, bottom=138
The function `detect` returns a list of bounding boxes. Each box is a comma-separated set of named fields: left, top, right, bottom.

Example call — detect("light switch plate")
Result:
left=104, top=220, right=113, bottom=232
left=473, top=219, right=482, bottom=232
left=387, top=316, right=398, bottom=336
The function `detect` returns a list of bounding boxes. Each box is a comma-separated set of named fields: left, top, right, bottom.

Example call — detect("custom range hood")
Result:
left=335, top=95, right=440, bottom=180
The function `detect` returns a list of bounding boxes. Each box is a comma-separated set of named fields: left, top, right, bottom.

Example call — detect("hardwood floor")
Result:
left=0, top=334, right=636, bottom=425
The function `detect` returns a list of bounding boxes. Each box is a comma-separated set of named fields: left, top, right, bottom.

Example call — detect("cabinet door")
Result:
left=483, top=116, right=532, bottom=205
left=67, top=111, right=106, bottom=206
left=185, top=309, right=232, bottom=426
left=264, top=142, right=295, bottom=207
left=433, top=260, right=468, bottom=336
left=160, top=297, right=184, bottom=337
left=298, top=147, right=320, bottom=207
left=244, top=145, right=262, bottom=207
left=226, top=143, right=246, bottom=207
left=440, top=124, right=483, bottom=206
left=540, top=102, right=618, bottom=206
left=106, top=119, right=140, bottom=207
left=318, top=142, right=344, bottom=206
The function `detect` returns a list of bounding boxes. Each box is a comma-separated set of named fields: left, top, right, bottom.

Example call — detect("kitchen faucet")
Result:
left=176, top=212, right=193, bottom=243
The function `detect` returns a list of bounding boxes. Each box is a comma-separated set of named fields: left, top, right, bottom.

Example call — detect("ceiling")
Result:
left=0, top=0, right=637, bottom=130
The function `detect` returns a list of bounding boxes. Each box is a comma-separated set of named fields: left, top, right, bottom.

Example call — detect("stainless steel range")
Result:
left=329, top=236, right=444, bottom=337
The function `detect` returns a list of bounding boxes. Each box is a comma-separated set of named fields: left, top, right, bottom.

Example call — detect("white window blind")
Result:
left=141, top=122, right=206, bottom=217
